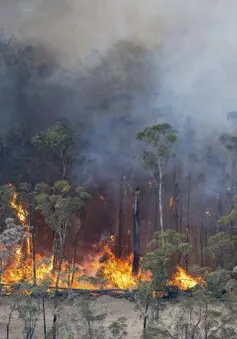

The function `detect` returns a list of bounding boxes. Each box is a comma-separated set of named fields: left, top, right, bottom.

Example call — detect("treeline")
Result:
left=1, top=34, right=237, bottom=270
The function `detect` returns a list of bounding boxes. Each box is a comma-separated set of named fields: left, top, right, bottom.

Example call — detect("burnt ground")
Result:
left=0, top=296, right=143, bottom=339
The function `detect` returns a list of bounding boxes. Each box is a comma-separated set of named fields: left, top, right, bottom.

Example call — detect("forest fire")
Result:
left=169, top=196, right=174, bottom=209
left=168, top=266, right=205, bottom=291
left=0, top=188, right=203, bottom=293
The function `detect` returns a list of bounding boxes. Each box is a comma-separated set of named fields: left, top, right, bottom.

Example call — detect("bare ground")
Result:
left=0, top=296, right=143, bottom=339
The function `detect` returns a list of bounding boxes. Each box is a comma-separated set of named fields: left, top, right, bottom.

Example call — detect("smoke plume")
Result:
left=0, top=0, right=237, bottom=182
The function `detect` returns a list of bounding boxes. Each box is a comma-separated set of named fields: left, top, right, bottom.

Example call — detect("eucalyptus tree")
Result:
left=137, top=123, right=177, bottom=238
left=34, top=180, right=91, bottom=291
left=32, top=121, right=77, bottom=182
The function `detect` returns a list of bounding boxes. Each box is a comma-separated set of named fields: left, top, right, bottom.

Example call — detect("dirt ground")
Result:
left=0, top=296, right=143, bottom=339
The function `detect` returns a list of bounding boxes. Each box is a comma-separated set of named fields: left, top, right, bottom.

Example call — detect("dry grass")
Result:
left=0, top=295, right=143, bottom=339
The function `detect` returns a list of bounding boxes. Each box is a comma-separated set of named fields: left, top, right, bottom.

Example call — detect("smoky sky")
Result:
left=0, top=0, right=237, bottom=183
left=1, top=0, right=236, bottom=127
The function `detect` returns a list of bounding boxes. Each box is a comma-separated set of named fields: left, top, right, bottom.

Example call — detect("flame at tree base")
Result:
left=1, top=250, right=204, bottom=292
left=168, top=266, right=205, bottom=291
left=1, top=244, right=151, bottom=290
left=0, top=186, right=204, bottom=293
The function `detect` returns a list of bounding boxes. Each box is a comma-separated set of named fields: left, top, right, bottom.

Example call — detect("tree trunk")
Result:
left=52, top=298, right=58, bottom=339
left=143, top=302, right=149, bottom=330
left=154, top=183, right=158, bottom=232
left=29, top=200, right=36, bottom=286
left=230, top=159, right=236, bottom=232
left=52, top=232, right=59, bottom=272
left=42, top=297, right=47, bottom=339
left=158, top=163, right=164, bottom=246
left=200, top=204, right=205, bottom=267
left=117, top=174, right=125, bottom=258
left=6, top=305, right=15, bottom=339
left=185, top=174, right=191, bottom=271
left=55, top=236, right=64, bottom=292
left=70, top=217, right=84, bottom=286
left=132, top=186, right=140, bottom=276
left=70, top=230, right=81, bottom=286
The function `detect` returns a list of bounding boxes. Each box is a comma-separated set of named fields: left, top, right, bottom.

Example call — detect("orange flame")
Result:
left=168, top=266, right=204, bottom=290
left=2, top=187, right=201, bottom=293
left=1, top=188, right=150, bottom=290
left=9, top=189, right=31, bottom=256
left=169, top=196, right=174, bottom=208
left=98, top=194, right=105, bottom=201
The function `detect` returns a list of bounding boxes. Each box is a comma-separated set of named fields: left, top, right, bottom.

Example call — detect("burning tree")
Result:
left=137, top=229, right=199, bottom=333
left=142, top=229, right=194, bottom=292
left=137, top=123, right=177, bottom=238
left=34, top=180, right=91, bottom=291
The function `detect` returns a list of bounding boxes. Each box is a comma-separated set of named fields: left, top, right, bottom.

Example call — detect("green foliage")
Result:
left=218, top=195, right=237, bottom=226
left=143, top=289, right=237, bottom=339
left=53, top=180, right=72, bottom=194
left=207, top=269, right=231, bottom=298
left=137, top=123, right=177, bottom=148
left=35, top=182, right=51, bottom=194
left=34, top=180, right=91, bottom=236
left=9, top=282, right=48, bottom=339
left=56, top=298, right=128, bottom=339
left=108, top=317, right=128, bottom=339
left=32, top=122, right=77, bottom=180
left=142, top=230, right=193, bottom=290
left=206, top=232, right=237, bottom=269
left=137, top=123, right=177, bottom=169
left=32, top=122, right=75, bottom=152
left=57, top=298, right=107, bottom=339
left=136, top=230, right=194, bottom=335
left=78, top=299, right=107, bottom=323
left=0, top=185, right=14, bottom=222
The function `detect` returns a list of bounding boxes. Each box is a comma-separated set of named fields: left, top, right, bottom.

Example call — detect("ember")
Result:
left=169, top=196, right=174, bottom=208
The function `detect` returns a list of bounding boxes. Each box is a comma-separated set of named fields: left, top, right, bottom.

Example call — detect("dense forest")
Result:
left=0, top=34, right=236, bottom=265
left=2, top=32, right=237, bottom=338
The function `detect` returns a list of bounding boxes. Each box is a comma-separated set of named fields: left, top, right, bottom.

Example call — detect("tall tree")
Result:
left=220, top=133, right=237, bottom=231
left=32, top=122, right=77, bottom=182
left=35, top=180, right=90, bottom=339
left=137, top=123, right=177, bottom=239
left=34, top=180, right=91, bottom=291
left=132, top=186, right=140, bottom=276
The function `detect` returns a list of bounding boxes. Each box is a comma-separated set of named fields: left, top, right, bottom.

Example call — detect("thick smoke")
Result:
left=0, top=0, right=237, bottom=184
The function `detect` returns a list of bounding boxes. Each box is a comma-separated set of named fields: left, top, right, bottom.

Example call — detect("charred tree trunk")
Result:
left=29, top=200, right=37, bottom=286
left=52, top=232, right=59, bottom=271
left=173, top=176, right=181, bottom=233
left=200, top=205, right=205, bottom=267
left=158, top=165, right=164, bottom=236
left=132, top=186, right=140, bottom=276
left=70, top=215, right=84, bottom=286
left=117, top=174, right=125, bottom=258
left=185, top=174, right=191, bottom=271
left=55, top=235, right=65, bottom=292
left=230, top=159, right=236, bottom=232
left=70, top=229, right=81, bottom=286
